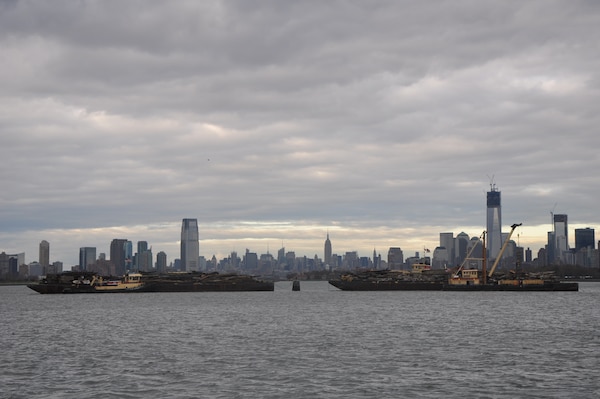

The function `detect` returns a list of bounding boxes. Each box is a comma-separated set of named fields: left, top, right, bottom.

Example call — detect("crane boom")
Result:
left=455, top=231, right=486, bottom=276
left=488, top=223, right=522, bottom=278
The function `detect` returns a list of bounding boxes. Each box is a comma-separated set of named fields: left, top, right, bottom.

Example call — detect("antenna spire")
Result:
left=487, top=174, right=497, bottom=191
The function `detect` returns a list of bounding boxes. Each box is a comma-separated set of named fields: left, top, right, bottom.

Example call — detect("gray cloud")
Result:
left=1, top=1, right=599, bottom=265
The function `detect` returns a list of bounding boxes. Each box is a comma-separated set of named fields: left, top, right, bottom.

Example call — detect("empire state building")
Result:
left=324, top=232, right=332, bottom=266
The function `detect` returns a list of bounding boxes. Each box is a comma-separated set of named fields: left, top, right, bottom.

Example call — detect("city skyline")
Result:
left=2, top=2, right=600, bottom=268
left=3, top=210, right=598, bottom=269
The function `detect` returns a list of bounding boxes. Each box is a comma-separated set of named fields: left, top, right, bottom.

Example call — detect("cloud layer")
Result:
left=2, top=1, right=599, bottom=265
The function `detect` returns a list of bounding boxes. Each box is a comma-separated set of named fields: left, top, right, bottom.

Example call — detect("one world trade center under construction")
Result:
left=487, top=184, right=502, bottom=261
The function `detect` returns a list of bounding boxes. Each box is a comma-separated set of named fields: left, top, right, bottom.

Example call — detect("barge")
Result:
left=328, top=268, right=446, bottom=291
left=28, top=271, right=274, bottom=294
left=329, top=223, right=579, bottom=292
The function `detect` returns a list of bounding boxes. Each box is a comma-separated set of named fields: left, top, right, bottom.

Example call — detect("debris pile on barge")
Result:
left=328, top=268, right=447, bottom=291
left=140, top=272, right=274, bottom=292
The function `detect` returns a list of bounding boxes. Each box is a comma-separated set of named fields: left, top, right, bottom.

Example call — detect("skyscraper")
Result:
left=39, top=240, right=50, bottom=268
left=124, top=240, right=133, bottom=271
left=439, top=232, right=454, bottom=266
left=387, top=247, right=404, bottom=269
left=324, top=232, right=332, bottom=266
left=575, top=228, right=595, bottom=267
left=79, top=247, right=96, bottom=271
left=486, top=184, right=502, bottom=260
left=138, top=247, right=153, bottom=272
left=156, top=251, right=167, bottom=273
left=137, top=241, right=148, bottom=256
left=455, top=232, right=470, bottom=266
left=181, top=218, right=199, bottom=272
left=110, top=239, right=128, bottom=276
left=554, top=214, right=568, bottom=262
left=546, top=231, right=555, bottom=265
left=135, top=241, right=148, bottom=270
left=575, top=228, right=595, bottom=251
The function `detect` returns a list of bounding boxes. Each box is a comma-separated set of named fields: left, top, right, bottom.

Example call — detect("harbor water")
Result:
left=1, top=281, right=599, bottom=398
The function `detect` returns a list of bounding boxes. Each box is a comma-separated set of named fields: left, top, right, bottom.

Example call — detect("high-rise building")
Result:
left=79, top=247, right=96, bottom=271
left=124, top=240, right=133, bottom=271
left=277, top=246, right=285, bottom=265
left=135, top=241, right=148, bottom=270
left=373, top=248, right=380, bottom=269
left=0, top=252, right=23, bottom=279
left=285, top=251, right=296, bottom=270
left=525, top=247, right=532, bottom=263
left=432, top=247, right=449, bottom=269
left=138, top=247, right=153, bottom=272
left=47, top=261, right=63, bottom=274
left=575, top=228, right=595, bottom=251
left=455, top=232, right=470, bottom=266
left=244, top=249, right=258, bottom=271
left=324, top=232, right=332, bottom=266
left=110, top=239, right=128, bottom=275
left=387, top=247, right=404, bottom=269
left=180, top=218, right=199, bottom=272
left=554, top=214, right=568, bottom=263
left=156, top=251, right=167, bottom=273
left=546, top=231, right=555, bottom=264
left=39, top=240, right=50, bottom=268
left=486, top=184, right=502, bottom=260
left=137, top=241, right=148, bottom=256
left=439, top=232, right=454, bottom=266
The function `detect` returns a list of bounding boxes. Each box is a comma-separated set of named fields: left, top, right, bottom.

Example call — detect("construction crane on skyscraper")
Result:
left=550, top=203, right=557, bottom=231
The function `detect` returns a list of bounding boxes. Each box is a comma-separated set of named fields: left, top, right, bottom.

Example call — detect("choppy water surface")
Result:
left=1, top=281, right=599, bottom=398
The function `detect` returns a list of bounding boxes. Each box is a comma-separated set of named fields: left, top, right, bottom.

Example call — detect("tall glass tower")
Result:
left=554, top=214, right=568, bottom=262
left=39, top=240, right=50, bottom=268
left=110, top=239, right=128, bottom=276
left=181, top=218, right=199, bottom=271
left=486, top=185, right=502, bottom=260
left=574, top=228, right=595, bottom=251
left=79, top=247, right=96, bottom=271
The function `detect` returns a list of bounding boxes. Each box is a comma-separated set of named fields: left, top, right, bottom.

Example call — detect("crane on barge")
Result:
left=450, top=223, right=522, bottom=286
left=487, top=223, right=522, bottom=279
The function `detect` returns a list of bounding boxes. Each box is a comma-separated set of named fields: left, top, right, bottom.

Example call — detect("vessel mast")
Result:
left=482, top=231, right=487, bottom=285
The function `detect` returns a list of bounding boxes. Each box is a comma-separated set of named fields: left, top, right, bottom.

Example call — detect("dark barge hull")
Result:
left=28, top=272, right=274, bottom=294
left=138, top=272, right=274, bottom=292
left=442, top=282, right=579, bottom=291
left=328, top=280, right=444, bottom=291
left=139, top=281, right=274, bottom=292
left=27, top=284, right=96, bottom=294
left=27, top=284, right=147, bottom=294
left=26, top=284, right=148, bottom=294
left=328, top=280, right=578, bottom=292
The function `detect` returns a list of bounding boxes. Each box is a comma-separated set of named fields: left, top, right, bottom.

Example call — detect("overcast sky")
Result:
left=1, top=0, right=599, bottom=267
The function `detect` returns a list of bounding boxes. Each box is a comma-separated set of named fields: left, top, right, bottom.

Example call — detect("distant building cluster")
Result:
left=1, top=187, right=599, bottom=280
left=427, top=187, right=598, bottom=271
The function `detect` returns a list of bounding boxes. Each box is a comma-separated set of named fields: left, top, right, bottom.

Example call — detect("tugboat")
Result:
left=28, top=271, right=145, bottom=294
left=444, top=223, right=578, bottom=291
